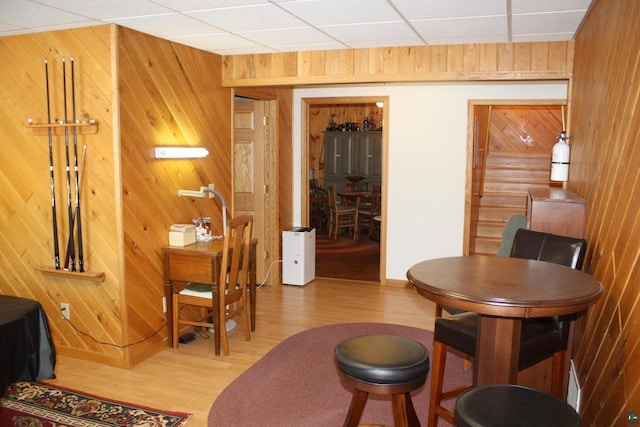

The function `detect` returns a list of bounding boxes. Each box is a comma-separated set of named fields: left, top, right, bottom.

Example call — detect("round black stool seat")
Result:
left=334, top=334, right=430, bottom=427
left=455, top=385, right=580, bottom=427
left=335, top=334, right=430, bottom=385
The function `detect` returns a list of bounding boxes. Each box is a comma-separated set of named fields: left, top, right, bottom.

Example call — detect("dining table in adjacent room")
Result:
left=406, top=256, right=603, bottom=386
left=338, top=190, right=372, bottom=207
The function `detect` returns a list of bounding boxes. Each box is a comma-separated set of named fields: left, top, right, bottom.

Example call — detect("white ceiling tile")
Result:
left=278, top=0, right=403, bottom=26
left=273, top=42, right=346, bottom=53
left=511, top=0, right=592, bottom=14
left=239, top=27, right=338, bottom=46
left=512, top=11, right=587, bottom=36
left=171, top=32, right=266, bottom=50
left=0, top=0, right=592, bottom=55
left=0, top=0, right=87, bottom=27
left=107, top=13, right=220, bottom=38
left=320, top=21, right=420, bottom=43
left=392, top=0, right=506, bottom=19
left=185, top=4, right=307, bottom=32
left=512, top=33, right=574, bottom=43
left=347, top=38, right=425, bottom=49
left=427, top=34, right=507, bottom=46
left=411, top=15, right=507, bottom=42
left=32, top=0, right=173, bottom=20
left=152, top=0, right=269, bottom=12
left=0, top=22, right=24, bottom=32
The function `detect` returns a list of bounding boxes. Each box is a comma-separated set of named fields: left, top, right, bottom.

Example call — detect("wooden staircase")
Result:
left=472, top=153, right=552, bottom=255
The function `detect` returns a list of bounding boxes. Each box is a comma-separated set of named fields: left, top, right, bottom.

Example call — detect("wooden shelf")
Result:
left=26, top=121, right=98, bottom=135
left=35, top=265, right=105, bottom=282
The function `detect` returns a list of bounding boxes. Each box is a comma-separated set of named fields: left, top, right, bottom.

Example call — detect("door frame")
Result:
left=464, top=98, right=567, bottom=256
left=301, top=96, right=389, bottom=284
left=232, top=89, right=280, bottom=286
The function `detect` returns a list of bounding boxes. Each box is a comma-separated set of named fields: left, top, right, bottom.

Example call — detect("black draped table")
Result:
left=0, top=295, right=56, bottom=394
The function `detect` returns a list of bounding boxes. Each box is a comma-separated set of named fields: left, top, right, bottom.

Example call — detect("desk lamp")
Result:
left=176, top=185, right=227, bottom=236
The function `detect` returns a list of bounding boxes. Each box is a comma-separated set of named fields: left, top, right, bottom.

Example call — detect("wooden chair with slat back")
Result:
left=358, top=185, right=381, bottom=238
left=172, top=215, right=253, bottom=356
left=327, top=186, right=359, bottom=240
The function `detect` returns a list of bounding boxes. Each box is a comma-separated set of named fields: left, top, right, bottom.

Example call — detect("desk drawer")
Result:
left=165, top=252, right=219, bottom=284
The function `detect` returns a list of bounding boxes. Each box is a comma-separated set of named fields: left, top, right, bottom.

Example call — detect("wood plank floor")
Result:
left=47, top=278, right=435, bottom=427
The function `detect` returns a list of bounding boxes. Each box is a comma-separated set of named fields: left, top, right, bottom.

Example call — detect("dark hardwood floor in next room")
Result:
left=315, top=231, right=380, bottom=282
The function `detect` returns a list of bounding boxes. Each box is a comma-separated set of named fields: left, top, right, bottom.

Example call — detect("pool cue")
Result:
left=70, top=56, right=84, bottom=272
left=62, top=57, right=76, bottom=271
left=64, top=143, right=86, bottom=270
left=45, top=59, right=61, bottom=270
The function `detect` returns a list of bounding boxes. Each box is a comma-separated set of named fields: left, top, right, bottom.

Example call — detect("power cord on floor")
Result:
left=57, top=260, right=284, bottom=346
left=60, top=307, right=167, bottom=348
left=257, top=259, right=283, bottom=288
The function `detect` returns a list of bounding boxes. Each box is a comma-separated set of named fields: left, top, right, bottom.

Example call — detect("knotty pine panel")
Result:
left=117, top=27, right=234, bottom=367
left=0, top=26, right=124, bottom=365
left=489, top=106, right=562, bottom=154
left=567, top=0, right=640, bottom=424
left=222, top=41, right=573, bottom=87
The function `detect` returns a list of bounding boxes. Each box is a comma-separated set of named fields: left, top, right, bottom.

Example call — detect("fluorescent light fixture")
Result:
left=154, top=146, right=209, bottom=159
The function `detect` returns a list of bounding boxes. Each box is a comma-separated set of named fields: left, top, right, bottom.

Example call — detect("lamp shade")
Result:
left=550, top=132, right=570, bottom=182
left=154, top=146, right=209, bottom=159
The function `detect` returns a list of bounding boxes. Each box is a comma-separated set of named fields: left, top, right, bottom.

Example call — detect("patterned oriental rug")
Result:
left=0, top=382, right=191, bottom=427
left=209, top=322, right=472, bottom=427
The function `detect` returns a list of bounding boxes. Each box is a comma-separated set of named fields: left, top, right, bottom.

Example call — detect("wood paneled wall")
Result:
left=117, top=27, right=236, bottom=366
left=0, top=25, right=294, bottom=368
left=0, top=27, right=122, bottom=365
left=568, top=0, right=640, bottom=423
left=222, top=41, right=574, bottom=87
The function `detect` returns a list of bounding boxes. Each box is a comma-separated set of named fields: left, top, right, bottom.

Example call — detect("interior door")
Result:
left=234, top=97, right=266, bottom=283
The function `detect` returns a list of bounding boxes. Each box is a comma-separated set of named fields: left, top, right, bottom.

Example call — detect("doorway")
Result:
left=232, top=94, right=279, bottom=286
left=302, top=96, right=389, bottom=283
left=464, top=100, right=566, bottom=256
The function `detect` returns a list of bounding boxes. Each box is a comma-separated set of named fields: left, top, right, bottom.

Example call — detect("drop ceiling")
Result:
left=0, top=0, right=592, bottom=56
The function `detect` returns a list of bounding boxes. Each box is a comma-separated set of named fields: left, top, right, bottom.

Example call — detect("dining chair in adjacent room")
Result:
left=428, top=228, right=587, bottom=427
left=327, top=185, right=359, bottom=240
left=310, top=183, right=329, bottom=233
left=172, top=215, right=253, bottom=356
left=358, top=185, right=381, bottom=239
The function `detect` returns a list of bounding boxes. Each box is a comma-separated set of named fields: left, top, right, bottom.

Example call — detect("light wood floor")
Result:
left=48, top=278, right=436, bottom=427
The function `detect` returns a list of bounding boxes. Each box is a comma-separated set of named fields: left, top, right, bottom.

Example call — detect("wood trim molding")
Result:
left=222, top=42, right=574, bottom=87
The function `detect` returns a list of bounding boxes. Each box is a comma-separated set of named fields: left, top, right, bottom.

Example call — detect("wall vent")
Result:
left=567, top=359, right=581, bottom=412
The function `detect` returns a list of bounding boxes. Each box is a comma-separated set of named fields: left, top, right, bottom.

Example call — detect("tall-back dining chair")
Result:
left=327, top=185, right=359, bottom=240
left=358, top=185, right=381, bottom=239
left=172, top=215, right=253, bottom=356
left=428, top=228, right=587, bottom=426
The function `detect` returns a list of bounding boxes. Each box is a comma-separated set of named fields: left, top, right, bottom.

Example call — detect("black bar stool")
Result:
left=334, top=334, right=430, bottom=427
left=455, top=384, right=580, bottom=427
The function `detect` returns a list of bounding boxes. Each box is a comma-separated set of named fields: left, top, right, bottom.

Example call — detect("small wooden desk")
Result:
left=162, top=238, right=257, bottom=355
left=407, top=256, right=602, bottom=386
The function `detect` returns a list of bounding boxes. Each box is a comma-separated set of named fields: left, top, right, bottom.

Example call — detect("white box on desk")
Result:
left=169, top=230, right=196, bottom=246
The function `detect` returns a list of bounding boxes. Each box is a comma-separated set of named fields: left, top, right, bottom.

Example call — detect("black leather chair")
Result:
left=428, top=229, right=587, bottom=427
left=455, top=384, right=580, bottom=427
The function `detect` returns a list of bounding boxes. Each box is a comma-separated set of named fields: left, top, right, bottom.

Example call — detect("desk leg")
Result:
left=475, top=316, right=521, bottom=385
left=213, top=291, right=221, bottom=356
left=250, top=270, right=256, bottom=332
left=164, top=282, right=174, bottom=347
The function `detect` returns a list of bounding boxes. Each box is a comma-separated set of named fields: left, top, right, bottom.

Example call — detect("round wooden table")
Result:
left=407, top=256, right=603, bottom=386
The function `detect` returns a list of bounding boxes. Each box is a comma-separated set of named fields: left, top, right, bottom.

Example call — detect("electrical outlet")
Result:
left=162, top=297, right=167, bottom=313
left=208, top=183, right=215, bottom=198
left=61, top=302, right=70, bottom=320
